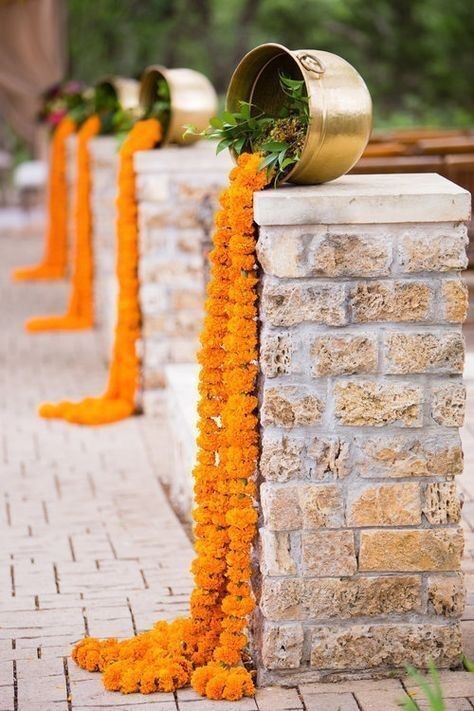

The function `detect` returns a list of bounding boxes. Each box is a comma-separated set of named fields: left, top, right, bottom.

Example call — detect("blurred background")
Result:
left=1, top=0, right=473, bottom=156
left=67, top=0, right=474, bottom=128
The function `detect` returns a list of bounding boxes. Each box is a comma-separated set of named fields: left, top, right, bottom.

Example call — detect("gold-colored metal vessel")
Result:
left=95, top=77, right=140, bottom=111
left=226, top=43, right=372, bottom=184
left=140, top=65, right=218, bottom=145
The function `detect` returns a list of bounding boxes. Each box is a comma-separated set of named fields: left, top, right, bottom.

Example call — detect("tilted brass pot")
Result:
left=95, top=77, right=140, bottom=112
left=139, top=65, right=217, bottom=145
left=226, top=43, right=372, bottom=184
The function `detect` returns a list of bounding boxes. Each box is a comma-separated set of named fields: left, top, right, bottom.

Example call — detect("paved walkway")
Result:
left=1, top=232, right=474, bottom=710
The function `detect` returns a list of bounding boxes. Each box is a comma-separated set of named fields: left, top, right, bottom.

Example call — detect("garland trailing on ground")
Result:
left=72, top=153, right=267, bottom=700
left=25, top=114, right=100, bottom=331
left=38, top=118, right=162, bottom=424
left=12, top=116, right=76, bottom=282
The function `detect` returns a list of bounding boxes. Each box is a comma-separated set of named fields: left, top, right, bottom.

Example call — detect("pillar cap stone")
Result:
left=254, top=173, right=471, bottom=225
left=134, top=141, right=233, bottom=173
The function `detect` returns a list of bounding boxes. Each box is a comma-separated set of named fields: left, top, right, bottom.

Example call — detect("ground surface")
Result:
left=1, top=232, right=474, bottom=710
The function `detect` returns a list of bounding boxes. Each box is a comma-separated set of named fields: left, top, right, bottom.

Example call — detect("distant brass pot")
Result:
left=139, top=65, right=217, bottom=145
left=95, top=77, right=140, bottom=112
left=226, top=43, right=372, bottom=184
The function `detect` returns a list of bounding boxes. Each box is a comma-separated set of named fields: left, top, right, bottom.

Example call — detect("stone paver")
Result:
left=0, top=231, right=473, bottom=710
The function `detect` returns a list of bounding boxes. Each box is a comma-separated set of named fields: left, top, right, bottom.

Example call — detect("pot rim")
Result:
left=139, top=65, right=173, bottom=143
left=94, top=76, right=140, bottom=112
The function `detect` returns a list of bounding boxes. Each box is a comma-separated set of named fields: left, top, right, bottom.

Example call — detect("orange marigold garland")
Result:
left=25, top=114, right=100, bottom=332
left=38, top=119, right=162, bottom=424
left=71, top=153, right=268, bottom=701
left=12, top=116, right=76, bottom=282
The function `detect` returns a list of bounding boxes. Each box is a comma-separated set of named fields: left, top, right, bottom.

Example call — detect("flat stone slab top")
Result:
left=254, top=173, right=471, bottom=225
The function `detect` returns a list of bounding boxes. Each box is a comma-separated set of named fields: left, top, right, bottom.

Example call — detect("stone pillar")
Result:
left=134, top=142, right=233, bottom=416
left=89, top=137, right=120, bottom=360
left=254, top=173, right=471, bottom=684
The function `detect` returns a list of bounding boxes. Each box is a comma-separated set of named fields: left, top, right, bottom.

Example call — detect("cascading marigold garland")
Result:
left=38, top=118, right=162, bottom=424
left=25, top=114, right=101, bottom=332
left=12, top=116, right=76, bottom=282
left=72, top=152, right=268, bottom=700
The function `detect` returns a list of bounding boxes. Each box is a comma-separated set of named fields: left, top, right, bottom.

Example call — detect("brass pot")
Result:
left=95, top=77, right=140, bottom=111
left=139, top=65, right=217, bottom=145
left=226, top=43, right=372, bottom=184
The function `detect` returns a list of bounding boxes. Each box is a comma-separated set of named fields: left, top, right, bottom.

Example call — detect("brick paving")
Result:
left=0, top=231, right=474, bottom=710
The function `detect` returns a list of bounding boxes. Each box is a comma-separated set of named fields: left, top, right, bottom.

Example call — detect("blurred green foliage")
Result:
left=68, top=0, right=474, bottom=128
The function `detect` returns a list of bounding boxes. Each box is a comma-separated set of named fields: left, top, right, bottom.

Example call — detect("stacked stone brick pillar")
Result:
left=134, top=142, right=232, bottom=415
left=254, top=173, right=470, bottom=683
left=89, top=137, right=119, bottom=359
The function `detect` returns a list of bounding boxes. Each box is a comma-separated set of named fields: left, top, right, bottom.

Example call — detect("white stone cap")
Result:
left=135, top=140, right=233, bottom=174
left=254, top=173, right=471, bottom=225
left=90, top=135, right=121, bottom=158
left=164, top=363, right=199, bottom=440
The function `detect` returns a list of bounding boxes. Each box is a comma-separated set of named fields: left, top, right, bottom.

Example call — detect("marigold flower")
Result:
left=12, top=116, right=76, bottom=282
left=72, top=152, right=267, bottom=700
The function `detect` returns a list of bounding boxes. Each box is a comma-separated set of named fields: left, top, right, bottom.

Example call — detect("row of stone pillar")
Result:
left=67, top=133, right=471, bottom=681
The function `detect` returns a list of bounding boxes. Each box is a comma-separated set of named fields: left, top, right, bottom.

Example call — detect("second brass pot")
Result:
left=226, top=43, right=372, bottom=184
left=95, top=77, right=140, bottom=112
left=140, top=65, right=217, bottom=145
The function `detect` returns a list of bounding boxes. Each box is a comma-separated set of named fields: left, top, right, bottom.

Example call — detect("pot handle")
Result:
left=297, top=52, right=325, bottom=76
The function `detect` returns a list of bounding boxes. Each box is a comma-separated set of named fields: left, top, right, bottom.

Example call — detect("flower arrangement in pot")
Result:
left=139, top=65, right=217, bottom=145
left=188, top=43, right=372, bottom=184
left=93, top=77, right=141, bottom=136
left=38, top=79, right=90, bottom=131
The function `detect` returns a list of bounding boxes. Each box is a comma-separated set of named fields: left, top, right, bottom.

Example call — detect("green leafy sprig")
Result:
left=403, top=662, right=445, bottom=711
left=184, top=73, right=309, bottom=185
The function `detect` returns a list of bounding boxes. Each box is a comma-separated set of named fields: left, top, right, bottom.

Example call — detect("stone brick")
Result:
left=424, top=482, right=462, bottom=525
left=359, top=528, right=464, bottom=572
left=261, top=484, right=302, bottom=530
left=442, top=279, right=469, bottom=323
left=261, top=623, right=304, bottom=669
left=350, top=280, right=432, bottom=323
left=310, top=230, right=393, bottom=277
left=176, top=228, right=206, bottom=254
left=168, top=337, right=200, bottom=363
left=310, top=623, right=462, bottom=670
left=302, top=531, right=357, bottom=576
left=300, top=484, right=344, bottom=529
left=261, top=483, right=344, bottom=530
left=135, top=174, right=170, bottom=202
left=260, top=432, right=306, bottom=482
left=348, top=483, right=421, bottom=526
left=260, top=575, right=421, bottom=621
left=261, top=332, right=294, bottom=377
left=384, top=331, right=464, bottom=374
left=260, top=530, right=297, bottom=576
left=260, top=578, right=304, bottom=620
left=399, top=227, right=468, bottom=273
left=140, top=256, right=203, bottom=284
left=170, top=288, right=203, bottom=310
left=427, top=574, right=465, bottom=617
left=353, top=433, right=463, bottom=478
left=308, top=437, right=352, bottom=480
left=261, top=280, right=347, bottom=327
left=256, top=225, right=323, bottom=278
left=311, top=334, right=378, bottom=376
left=334, top=380, right=423, bottom=427
left=262, top=385, right=325, bottom=427
left=431, top=382, right=466, bottom=426
left=142, top=366, right=167, bottom=390
left=256, top=225, right=393, bottom=278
